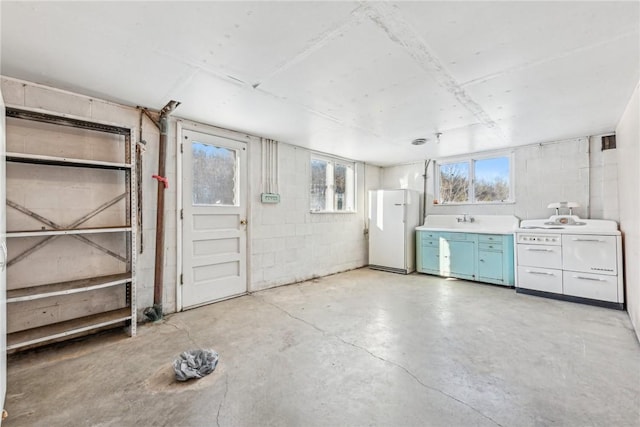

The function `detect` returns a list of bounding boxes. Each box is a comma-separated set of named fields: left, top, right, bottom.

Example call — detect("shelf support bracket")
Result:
left=6, top=194, right=128, bottom=266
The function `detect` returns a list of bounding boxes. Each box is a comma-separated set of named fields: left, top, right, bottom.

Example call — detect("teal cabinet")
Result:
left=417, top=233, right=440, bottom=274
left=478, top=250, right=503, bottom=281
left=446, top=241, right=476, bottom=279
left=416, top=230, right=515, bottom=286
left=477, top=234, right=515, bottom=285
left=440, top=233, right=476, bottom=279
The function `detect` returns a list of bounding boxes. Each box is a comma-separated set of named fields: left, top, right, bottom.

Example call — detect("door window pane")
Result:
left=474, top=157, right=510, bottom=202
left=192, top=142, right=237, bottom=205
left=439, top=162, right=469, bottom=203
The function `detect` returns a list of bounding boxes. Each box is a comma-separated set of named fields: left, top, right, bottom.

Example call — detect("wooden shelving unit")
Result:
left=4, top=106, right=137, bottom=351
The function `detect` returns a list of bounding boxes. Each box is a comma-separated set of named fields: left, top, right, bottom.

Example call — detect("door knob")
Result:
left=240, top=219, right=247, bottom=225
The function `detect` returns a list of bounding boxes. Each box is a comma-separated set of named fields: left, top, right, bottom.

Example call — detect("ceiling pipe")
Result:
left=144, top=100, right=180, bottom=322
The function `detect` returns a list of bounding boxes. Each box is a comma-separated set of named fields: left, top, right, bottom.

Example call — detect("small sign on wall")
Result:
left=261, top=193, right=281, bottom=204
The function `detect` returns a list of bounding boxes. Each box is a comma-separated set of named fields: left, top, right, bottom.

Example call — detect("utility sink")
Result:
left=416, top=214, right=520, bottom=234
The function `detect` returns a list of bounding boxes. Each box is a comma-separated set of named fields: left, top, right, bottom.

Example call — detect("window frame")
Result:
left=435, top=151, right=515, bottom=205
left=309, top=153, right=357, bottom=213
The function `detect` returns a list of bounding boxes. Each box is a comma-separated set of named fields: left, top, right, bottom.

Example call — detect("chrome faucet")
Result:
left=457, top=213, right=475, bottom=223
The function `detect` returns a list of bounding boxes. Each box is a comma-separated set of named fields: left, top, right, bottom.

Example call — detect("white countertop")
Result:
left=516, top=215, right=620, bottom=236
left=416, top=225, right=517, bottom=234
left=416, top=214, right=520, bottom=235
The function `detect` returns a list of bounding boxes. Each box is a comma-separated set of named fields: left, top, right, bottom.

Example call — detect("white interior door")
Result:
left=1, top=88, right=7, bottom=421
left=181, top=129, right=247, bottom=308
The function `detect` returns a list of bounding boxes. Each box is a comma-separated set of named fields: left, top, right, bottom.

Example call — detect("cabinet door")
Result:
left=562, top=235, right=617, bottom=275
left=442, top=240, right=475, bottom=279
left=478, top=250, right=503, bottom=282
left=421, top=245, right=440, bottom=273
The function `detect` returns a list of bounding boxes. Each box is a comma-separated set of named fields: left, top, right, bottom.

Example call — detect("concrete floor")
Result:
left=4, top=268, right=640, bottom=427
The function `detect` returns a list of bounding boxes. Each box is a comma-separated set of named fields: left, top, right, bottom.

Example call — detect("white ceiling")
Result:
left=1, top=1, right=638, bottom=166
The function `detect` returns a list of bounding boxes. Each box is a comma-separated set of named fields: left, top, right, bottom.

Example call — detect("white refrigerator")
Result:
left=368, top=189, right=420, bottom=274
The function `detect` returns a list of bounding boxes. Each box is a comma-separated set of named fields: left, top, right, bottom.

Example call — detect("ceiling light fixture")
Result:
left=411, top=138, right=428, bottom=146
left=435, top=132, right=442, bottom=143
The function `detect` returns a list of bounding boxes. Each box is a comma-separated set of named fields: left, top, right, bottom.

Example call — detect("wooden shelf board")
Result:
left=6, top=152, right=131, bottom=170
left=7, top=226, right=131, bottom=238
left=7, top=273, right=131, bottom=303
left=7, top=307, right=132, bottom=350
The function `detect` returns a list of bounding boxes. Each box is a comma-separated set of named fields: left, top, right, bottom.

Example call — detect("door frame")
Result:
left=175, top=120, right=255, bottom=311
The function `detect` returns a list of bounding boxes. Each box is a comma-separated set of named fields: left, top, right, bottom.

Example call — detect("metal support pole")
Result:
left=145, top=100, right=179, bottom=322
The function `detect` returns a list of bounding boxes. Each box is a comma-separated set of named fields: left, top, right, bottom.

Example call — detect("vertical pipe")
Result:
left=147, top=100, right=179, bottom=321
left=423, top=159, right=431, bottom=223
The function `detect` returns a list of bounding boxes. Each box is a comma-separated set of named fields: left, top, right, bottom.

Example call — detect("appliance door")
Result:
left=517, top=267, right=563, bottom=293
left=517, top=243, right=562, bottom=269
left=369, top=190, right=406, bottom=270
left=563, top=271, right=619, bottom=302
left=562, top=235, right=617, bottom=275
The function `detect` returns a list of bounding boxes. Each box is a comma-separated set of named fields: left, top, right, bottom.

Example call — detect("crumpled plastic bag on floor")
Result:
left=173, top=349, right=219, bottom=381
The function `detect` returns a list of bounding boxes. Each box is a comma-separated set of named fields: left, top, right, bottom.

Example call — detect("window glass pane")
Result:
left=310, top=159, right=327, bottom=211
left=439, top=162, right=469, bottom=203
left=192, top=142, right=236, bottom=205
left=474, top=157, right=510, bottom=202
left=334, top=163, right=347, bottom=211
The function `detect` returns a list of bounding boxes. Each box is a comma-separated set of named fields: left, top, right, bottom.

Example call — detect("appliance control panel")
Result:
left=517, top=234, right=561, bottom=245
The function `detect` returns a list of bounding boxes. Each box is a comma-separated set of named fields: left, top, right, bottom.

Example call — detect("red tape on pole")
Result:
left=152, top=174, right=169, bottom=189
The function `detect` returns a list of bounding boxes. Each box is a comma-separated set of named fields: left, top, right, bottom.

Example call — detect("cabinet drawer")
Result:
left=479, top=242, right=502, bottom=252
left=440, top=232, right=471, bottom=241
left=478, top=234, right=504, bottom=244
left=420, top=231, right=439, bottom=240
left=562, top=271, right=619, bottom=302
left=517, top=244, right=562, bottom=269
left=421, top=239, right=439, bottom=247
left=517, top=266, right=562, bottom=294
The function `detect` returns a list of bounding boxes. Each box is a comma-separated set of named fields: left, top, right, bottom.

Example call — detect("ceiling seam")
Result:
left=156, top=36, right=384, bottom=140
left=460, top=29, right=640, bottom=88
left=251, top=4, right=369, bottom=89
left=362, top=2, right=508, bottom=144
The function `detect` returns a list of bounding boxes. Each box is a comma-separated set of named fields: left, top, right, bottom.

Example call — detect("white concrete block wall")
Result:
left=589, top=134, right=620, bottom=221
left=250, top=143, right=380, bottom=292
left=381, top=137, right=599, bottom=222
left=615, top=81, right=640, bottom=342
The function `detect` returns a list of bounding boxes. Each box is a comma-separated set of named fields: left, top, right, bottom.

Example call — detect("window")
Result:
left=310, top=155, right=356, bottom=212
left=192, top=142, right=238, bottom=205
left=437, top=154, right=512, bottom=204
left=601, top=135, right=616, bottom=150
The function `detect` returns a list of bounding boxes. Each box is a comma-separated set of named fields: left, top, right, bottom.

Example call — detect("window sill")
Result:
left=434, top=200, right=516, bottom=206
left=310, top=210, right=357, bottom=214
